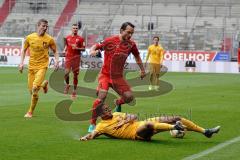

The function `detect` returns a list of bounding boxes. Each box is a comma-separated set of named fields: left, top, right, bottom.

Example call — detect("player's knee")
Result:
left=123, top=93, right=134, bottom=103
left=98, top=91, right=107, bottom=101
left=73, top=71, right=79, bottom=77
left=32, top=87, right=39, bottom=97
left=32, top=87, right=38, bottom=92
left=64, top=72, right=70, bottom=77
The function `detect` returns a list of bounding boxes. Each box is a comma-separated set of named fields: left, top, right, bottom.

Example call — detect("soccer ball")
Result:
left=169, top=130, right=185, bottom=138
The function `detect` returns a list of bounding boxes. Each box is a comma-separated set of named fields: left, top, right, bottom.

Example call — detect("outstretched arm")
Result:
left=89, top=44, right=100, bottom=56
left=80, top=131, right=102, bottom=141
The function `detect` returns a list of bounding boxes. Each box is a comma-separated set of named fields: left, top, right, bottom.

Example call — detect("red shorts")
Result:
left=65, top=56, right=80, bottom=73
left=238, top=52, right=240, bottom=65
left=97, top=74, right=131, bottom=96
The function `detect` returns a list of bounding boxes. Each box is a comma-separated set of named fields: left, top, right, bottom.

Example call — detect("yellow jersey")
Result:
left=95, top=112, right=140, bottom=140
left=24, top=32, right=56, bottom=70
left=147, top=44, right=164, bottom=64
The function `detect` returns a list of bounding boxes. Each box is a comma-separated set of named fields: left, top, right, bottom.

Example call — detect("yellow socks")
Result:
left=181, top=118, right=205, bottom=133
left=153, top=122, right=174, bottom=131
left=28, top=94, right=39, bottom=113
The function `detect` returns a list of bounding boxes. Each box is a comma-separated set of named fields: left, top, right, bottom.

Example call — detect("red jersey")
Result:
left=65, top=35, right=85, bottom=58
left=238, top=48, right=240, bottom=64
left=95, top=35, right=140, bottom=78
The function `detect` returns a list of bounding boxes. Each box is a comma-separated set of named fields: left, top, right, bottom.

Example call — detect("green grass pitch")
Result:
left=0, top=67, right=240, bottom=160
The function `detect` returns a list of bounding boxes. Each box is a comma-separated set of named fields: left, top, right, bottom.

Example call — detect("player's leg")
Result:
left=147, top=116, right=205, bottom=133
left=71, top=58, right=80, bottom=98
left=113, top=78, right=133, bottom=112
left=136, top=121, right=182, bottom=141
left=154, top=64, right=161, bottom=90
left=149, top=63, right=154, bottom=90
left=25, top=68, right=47, bottom=117
left=148, top=116, right=220, bottom=138
left=64, top=59, right=71, bottom=94
left=41, top=79, right=48, bottom=94
left=88, top=74, right=110, bottom=132
left=24, top=69, right=35, bottom=117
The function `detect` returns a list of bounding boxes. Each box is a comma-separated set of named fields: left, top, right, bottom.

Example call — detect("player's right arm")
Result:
left=89, top=44, right=100, bottom=56
left=89, top=40, right=105, bottom=56
left=19, top=37, right=29, bottom=73
left=62, top=37, right=67, bottom=56
left=145, top=46, right=151, bottom=67
left=80, top=130, right=102, bottom=141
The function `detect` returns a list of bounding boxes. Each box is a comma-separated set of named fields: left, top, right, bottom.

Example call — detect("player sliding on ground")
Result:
left=80, top=104, right=220, bottom=141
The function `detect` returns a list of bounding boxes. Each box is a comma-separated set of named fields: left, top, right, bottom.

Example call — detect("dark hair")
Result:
left=72, top=23, right=78, bottom=27
left=95, top=102, right=105, bottom=117
left=37, top=19, right=48, bottom=26
left=120, top=22, right=135, bottom=31
left=153, top=36, right=159, bottom=41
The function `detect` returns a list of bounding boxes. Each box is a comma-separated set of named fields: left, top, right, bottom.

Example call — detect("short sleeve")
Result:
left=49, top=38, right=57, bottom=51
left=23, top=36, right=30, bottom=50
left=131, top=42, right=140, bottom=57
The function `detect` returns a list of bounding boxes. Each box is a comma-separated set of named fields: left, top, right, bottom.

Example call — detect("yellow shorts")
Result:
left=149, top=63, right=161, bottom=75
left=28, top=68, right=47, bottom=91
left=134, top=121, right=155, bottom=141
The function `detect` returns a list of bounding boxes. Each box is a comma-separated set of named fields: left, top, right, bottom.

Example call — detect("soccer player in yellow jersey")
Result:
left=145, top=36, right=164, bottom=91
left=80, top=104, right=220, bottom=141
left=18, top=19, right=59, bottom=118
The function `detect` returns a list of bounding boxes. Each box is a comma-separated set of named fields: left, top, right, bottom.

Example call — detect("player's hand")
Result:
left=140, top=70, right=146, bottom=80
left=89, top=50, right=98, bottom=56
left=54, top=61, right=59, bottom=71
left=80, top=137, right=88, bottom=141
left=144, top=62, right=147, bottom=68
left=114, top=120, right=127, bottom=130
left=18, top=63, right=24, bottom=73
left=72, top=44, right=77, bottom=49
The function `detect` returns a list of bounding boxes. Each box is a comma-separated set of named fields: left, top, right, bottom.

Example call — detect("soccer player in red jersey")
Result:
left=63, top=23, right=85, bottom=98
left=238, top=42, right=240, bottom=72
left=88, top=22, right=146, bottom=132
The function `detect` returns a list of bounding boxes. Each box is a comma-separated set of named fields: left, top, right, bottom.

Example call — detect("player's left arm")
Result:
left=132, top=43, right=146, bottom=79
left=159, top=47, right=164, bottom=65
left=49, top=38, right=59, bottom=71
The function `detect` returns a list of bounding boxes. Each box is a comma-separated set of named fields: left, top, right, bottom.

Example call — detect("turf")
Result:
left=0, top=67, right=240, bottom=160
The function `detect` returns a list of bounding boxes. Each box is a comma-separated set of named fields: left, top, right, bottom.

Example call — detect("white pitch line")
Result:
left=182, top=136, right=240, bottom=160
